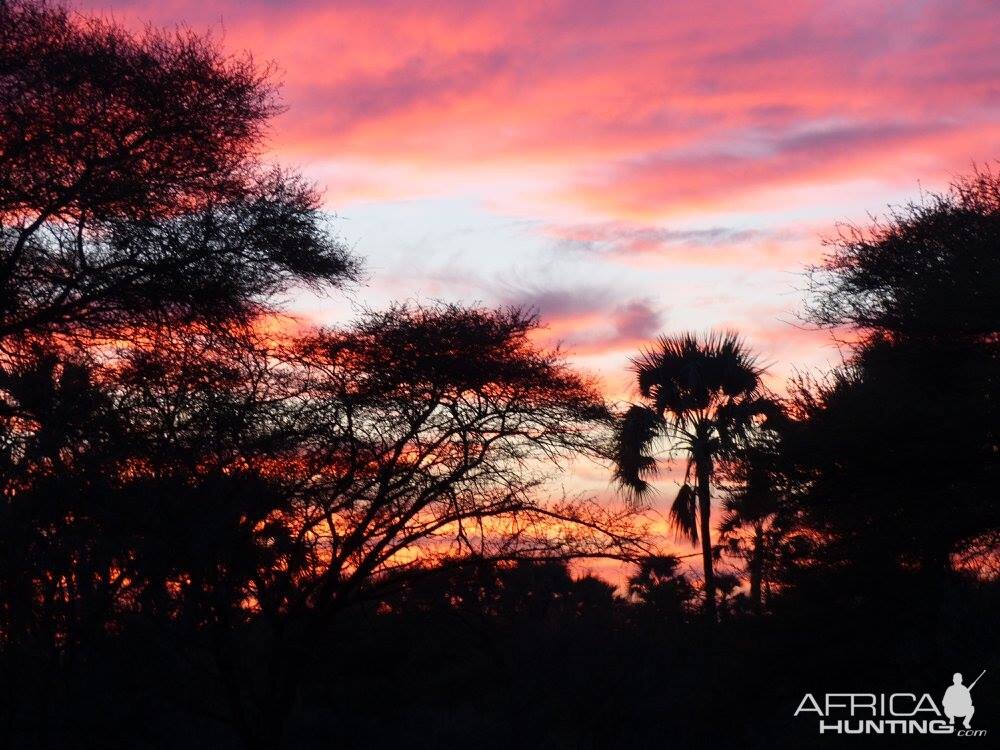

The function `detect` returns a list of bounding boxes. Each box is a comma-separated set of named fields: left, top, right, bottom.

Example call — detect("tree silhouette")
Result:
left=806, top=165, right=999, bottom=346
left=0, top=2, right=359, bottom=742
left=79, top=304, right=642, bottom=747
left=0, top=0, right=358, bottom=344
left=796, top=168, right=999, bottom=580
left=627, top=555, right=697, bottom=622
left=717, top=439, right=797, bottom=615
left=282, top=304, right=640, bottom=595
left=613, top=332, right=780, bottom=619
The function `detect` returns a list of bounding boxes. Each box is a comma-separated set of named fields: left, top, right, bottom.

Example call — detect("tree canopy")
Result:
left=0, top=0, right=359, bottom=342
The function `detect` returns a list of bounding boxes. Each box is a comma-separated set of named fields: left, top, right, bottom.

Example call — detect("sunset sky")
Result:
left=80, top=0, right=999, bottom=571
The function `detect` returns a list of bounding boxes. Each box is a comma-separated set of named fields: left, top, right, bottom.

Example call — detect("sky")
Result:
left=80, top=0, right=999, bottom=575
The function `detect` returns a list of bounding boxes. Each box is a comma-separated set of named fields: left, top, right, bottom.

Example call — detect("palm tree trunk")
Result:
left=750, top=525, right=764, bottom=615
left=695, top=457, right=716, bottom=621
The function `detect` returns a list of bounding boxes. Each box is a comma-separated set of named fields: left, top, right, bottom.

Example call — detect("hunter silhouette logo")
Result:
left=943, top=671, right=985, bottom=729
left=794, top=670, right=988, bottom=736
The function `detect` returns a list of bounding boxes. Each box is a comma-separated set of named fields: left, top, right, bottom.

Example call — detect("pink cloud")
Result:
left=79, top=0, right=1000, bottom=384
left=563, top=121, right=997, bottom=219
left=87, top=0, right=998, bottom=216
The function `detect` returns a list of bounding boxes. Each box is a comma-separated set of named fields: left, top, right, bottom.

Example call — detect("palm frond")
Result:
left=711, top=330, right=763, bottom=397
left=613, top=404, right=663, bottom=502
left=669, top=482, right=698, bottom=544
left=634, top=331, right=766, bottom=419
left=632, top=347, right=665, bottom=399
left=717, top=507, right=742, bottom=536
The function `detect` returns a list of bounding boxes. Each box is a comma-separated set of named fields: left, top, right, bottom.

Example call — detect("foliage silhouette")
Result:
left=0, top=0, right=359, bottom=343
left=2, top=302, right=645, bottom=747
left=627, top=554, right=697, bottom=621
left=613, top=332, right=782, bottom=618
left=806, top=165, right=999, bottom=345
left=716, top=440, right=797, bottom=615
left=792, top=169, right=999, bottom=581
left=1, top=1, right=998, bottom=748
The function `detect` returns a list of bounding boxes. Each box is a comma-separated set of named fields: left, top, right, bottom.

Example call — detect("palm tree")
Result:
left=627, top=554, right=697, bottom=621
left=613, top=332, right=778, bottom=620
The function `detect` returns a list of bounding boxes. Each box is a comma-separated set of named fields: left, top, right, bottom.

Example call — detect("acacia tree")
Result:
left=0, top=0, right=358, bottom=656
left=613, top=333, right=780, bottom=620
left=0, top=0, right=358, bottom=344
left=86, top=304, right=644, bottom=749
left=290, top=306, right=642, bottom=579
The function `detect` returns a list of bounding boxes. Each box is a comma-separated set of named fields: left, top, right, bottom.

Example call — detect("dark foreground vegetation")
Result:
left=1, top=2, right=997, bottom=747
